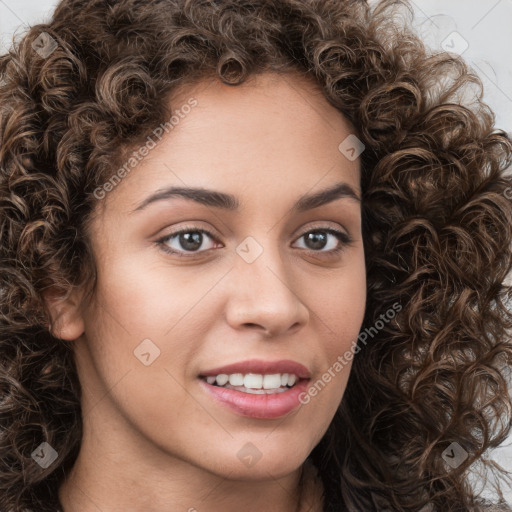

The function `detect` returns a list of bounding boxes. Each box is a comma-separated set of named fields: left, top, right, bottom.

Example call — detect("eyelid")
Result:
left=291, top=221, right=349, bottom=240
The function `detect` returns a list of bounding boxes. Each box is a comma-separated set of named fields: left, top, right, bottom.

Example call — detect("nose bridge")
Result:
left=225, top=234, right=308, bottom=336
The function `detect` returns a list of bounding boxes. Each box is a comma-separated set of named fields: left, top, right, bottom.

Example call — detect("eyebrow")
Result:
left=130, top=181, right=360, bottom=214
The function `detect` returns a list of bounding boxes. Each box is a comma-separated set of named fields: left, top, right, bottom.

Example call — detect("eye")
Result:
left=293, top=228, right=352, bottom=256
left=156, top=226, right=220, bottom=257
left=155, top=225, right=353, bottom=258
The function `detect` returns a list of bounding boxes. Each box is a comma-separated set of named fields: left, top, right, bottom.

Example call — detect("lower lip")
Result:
left=198, top=378, right=310, bottom=419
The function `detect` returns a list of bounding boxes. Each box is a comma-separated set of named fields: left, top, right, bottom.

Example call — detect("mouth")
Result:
left=199, top=372, right=304, bottom=394
left=198, top=371, right=311, bottom=419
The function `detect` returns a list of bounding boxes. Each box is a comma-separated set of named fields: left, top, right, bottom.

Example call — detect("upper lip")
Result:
left=199, top=359, right=311, bottom=379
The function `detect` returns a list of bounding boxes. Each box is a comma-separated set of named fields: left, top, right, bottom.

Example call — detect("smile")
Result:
left=201, top=372, right=299, bottom=393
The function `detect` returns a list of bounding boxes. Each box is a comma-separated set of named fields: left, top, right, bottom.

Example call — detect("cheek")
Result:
left=94, top=249, right=226, bottom=336
left=80, top=253, right=218, bottom=397
left=320, top=257, right=366, bottom=349
left=311, top=254, right=366, bottom=401
left=79, top=275, right=198, bottom=436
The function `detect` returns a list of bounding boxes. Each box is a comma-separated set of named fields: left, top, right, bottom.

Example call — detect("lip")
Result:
left=198, top=377, right=310, bottom=419
left=198, top=359, right=311, bottom=379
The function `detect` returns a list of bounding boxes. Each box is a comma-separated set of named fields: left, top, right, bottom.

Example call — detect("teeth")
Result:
left=204, top=372, right=300, bottom=390
left=229, top=373, right=244, bottom=386
left=216, top=374, right=229, bottom=386
left=217, top=383, right=289, bottom=394
left=244, top=374, right=262, bottom=389
left=263, top=374, right=282, bottom=389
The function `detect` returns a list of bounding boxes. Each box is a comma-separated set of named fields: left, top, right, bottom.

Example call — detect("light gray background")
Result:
left=1, top=0, right=511, bottom=505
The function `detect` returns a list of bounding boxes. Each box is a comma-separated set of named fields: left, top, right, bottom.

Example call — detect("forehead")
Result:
left=95, top=71, right=361, bottom=218
left=155, top=72, right=359, bottom=176
left=169, top=71, right=355, bottom=136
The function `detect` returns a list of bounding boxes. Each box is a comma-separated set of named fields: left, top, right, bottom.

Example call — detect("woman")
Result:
left=1, top=0, right=511, bottom=510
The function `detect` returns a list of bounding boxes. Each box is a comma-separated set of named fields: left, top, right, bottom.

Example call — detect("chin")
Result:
left=200, top=442, right=311, bottom=481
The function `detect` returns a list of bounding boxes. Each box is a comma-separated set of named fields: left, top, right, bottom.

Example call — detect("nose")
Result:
left=224, top=240, right=310, bottom=338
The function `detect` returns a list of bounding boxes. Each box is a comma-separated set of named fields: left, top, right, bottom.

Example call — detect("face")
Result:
left=60, top=72, right=366, bottom=482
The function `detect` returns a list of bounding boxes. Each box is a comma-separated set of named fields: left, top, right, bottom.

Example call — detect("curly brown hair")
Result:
left=1, top=0, right=512, bottom=510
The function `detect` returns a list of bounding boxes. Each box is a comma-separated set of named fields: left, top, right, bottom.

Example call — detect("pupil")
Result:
left=305, top=231, right=327, bottom=250
left=180, top=232, right=202, bottom=251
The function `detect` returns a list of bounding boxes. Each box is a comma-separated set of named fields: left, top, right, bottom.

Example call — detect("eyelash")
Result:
left=155, top=224, right=353, bottom=259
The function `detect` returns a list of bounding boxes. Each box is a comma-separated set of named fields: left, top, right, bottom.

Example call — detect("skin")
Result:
left=49, top=71, right=366, bottom=512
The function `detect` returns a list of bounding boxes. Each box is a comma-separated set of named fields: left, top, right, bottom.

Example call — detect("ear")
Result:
left=43, top=287, right=85, bottom=341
